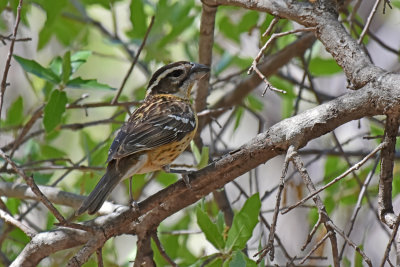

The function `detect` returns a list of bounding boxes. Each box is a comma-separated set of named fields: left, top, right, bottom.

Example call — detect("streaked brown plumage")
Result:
left=76, top=61, right=209, bottom=215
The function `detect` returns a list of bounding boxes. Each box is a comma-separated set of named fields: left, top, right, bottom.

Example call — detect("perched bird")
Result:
left=76, top=61, right=210, bottom=215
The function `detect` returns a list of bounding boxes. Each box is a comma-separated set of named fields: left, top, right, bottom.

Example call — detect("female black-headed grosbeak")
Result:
left=76, top=61, right=210, bottom=215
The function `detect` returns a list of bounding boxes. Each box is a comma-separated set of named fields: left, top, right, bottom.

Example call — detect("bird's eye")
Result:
left=169, top=69, right=184, bottom=78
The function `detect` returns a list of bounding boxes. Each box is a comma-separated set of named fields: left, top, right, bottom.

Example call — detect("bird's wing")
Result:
left=106, top=97, right=196, bottom=162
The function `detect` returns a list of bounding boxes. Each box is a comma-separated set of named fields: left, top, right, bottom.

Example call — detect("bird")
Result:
left=76, top=61, right=210, bottom=215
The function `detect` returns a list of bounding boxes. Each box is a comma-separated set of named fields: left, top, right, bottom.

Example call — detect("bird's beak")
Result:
left=190, top=63, right=210, bottom=76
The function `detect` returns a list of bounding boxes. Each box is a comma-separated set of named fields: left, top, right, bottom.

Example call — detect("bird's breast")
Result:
left=136, top=130, right=196, bottom=174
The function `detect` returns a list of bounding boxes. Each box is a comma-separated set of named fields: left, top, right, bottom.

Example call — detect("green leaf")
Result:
left=66, top=77, right=114, bottom=90
left=43, top=90, right=67, bottom=132
left=6, top=198, right=20, bottom=215
left=157, top=172, right=178, bottom=187
left=4, top=96, right=24, bottom=126
left=229, top=251, right=246, bottom=267
left=245, top=94, right=263, bottom=112
left=71, top=50, right=92, bottom=73
left=226, top=193, right=261, bottom=251
left=190, top=141, right=201, bottom=164
left=354, top=244, right=364, bottom=267
left=62, top=51, right=71, bottom=84
left=197, top=146, right=209, bottom=169
left=309, top=57, right=342, bottom=76
left=0, top=1, right=8, bottom=14
left=13, top=55, right=60, bottom=84
left=129, top=0, right=147, bottom=38
left=233, top=107, right=244, bottom=131
left=40, top=144, right=67, bottom=158
left=49, top=56, right=62, bottom=76
left=196, top=206, right=226, bottom=250
left=216, top=211, right=225, bottom=235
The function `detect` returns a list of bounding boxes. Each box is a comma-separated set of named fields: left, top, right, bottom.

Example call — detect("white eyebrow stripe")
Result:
left=147, top=66, right=185, bottom=94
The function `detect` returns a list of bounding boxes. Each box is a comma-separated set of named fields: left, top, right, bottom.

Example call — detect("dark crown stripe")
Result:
left=147, top=61, right=191, bottom=90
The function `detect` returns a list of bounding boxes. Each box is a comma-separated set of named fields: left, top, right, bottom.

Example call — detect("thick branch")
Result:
left=11, top=75, right=400, bottom=265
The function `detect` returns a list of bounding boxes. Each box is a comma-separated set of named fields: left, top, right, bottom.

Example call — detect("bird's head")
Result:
left=145, top=61, right=210, bottom=99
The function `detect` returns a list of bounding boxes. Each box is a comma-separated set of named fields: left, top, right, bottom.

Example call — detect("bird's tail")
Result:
left=76, top=166, right=122, bottom=215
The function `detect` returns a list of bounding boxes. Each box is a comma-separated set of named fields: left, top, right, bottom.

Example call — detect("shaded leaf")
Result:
left=233, top=107, right=244, bottom=131
left=62, top=51, right=71, bottom=84
left=129, top=0, right=147, bottom=38
left=66, top=77, right=114, bottom=90
left=229, top=251, right=246, bottom=267
left=4, top=96, right=24, bottom=126
left=71, top=50, right=92, bottom=73
left=43, top=90, right=67, bottom=132
left=49, top=56, right=62, bottom=76
left=196, top=206, right=226, bottom=250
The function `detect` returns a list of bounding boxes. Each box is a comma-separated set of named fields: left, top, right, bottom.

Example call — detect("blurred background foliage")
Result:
left=1, top=0, right=400, bottom=266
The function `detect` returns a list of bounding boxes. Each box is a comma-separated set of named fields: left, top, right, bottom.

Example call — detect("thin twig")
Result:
left=339, top=157, right=379, bottom=259
left=0, top=0, right=24, bottom=120
left=111, top=16, right=155, bottom=104
left=291, top=151, right=340, bottom=267
left=358, top=0, right=381, bottom=44
left=67, top=100, right=141, bottom=109
left=302, top=215, right=322, bottom=251
left=0, top=149, right=67, bottom=224
left=96, top=247, right=104, bottom=267
left=262, top=16, right=280, bottom=37
left=248, top=27, right=316, bottom=95
left=380, top=215, right=400, bottom=267
left=256, top=146, right=295, bottom=262
left=151, top=232, right=178, bottom=267
left=0, top=209, right=37, bottom=238
left=299, top=232, right=332, bottom=264
left=327, top=221, right=372, bottom=266
left=282, top=143, right=385, bottom=214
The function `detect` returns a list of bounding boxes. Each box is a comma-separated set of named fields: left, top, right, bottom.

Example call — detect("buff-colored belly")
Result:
left=136, top=131, right=196, bottom=174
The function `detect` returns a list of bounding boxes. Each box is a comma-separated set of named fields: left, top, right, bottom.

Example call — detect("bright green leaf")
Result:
left=6, top=198, right=20, bottom=215
left=13, top=55, right=60, bottom=84
left=157, top=172, right=178, bottom=186
left=226, top=193, right=261, bottom=251
left=66, top=77, right=114, bottom=90
left=43, top=90, right=67, bottom=132
left=196, top=206, right=226, bottom=250
left=129, top=0, right=147, bottom=38
left=309, top=57, right=342, bottom=76
left=62, top=51, right=71, bottom=84
left=4, top=96, right=23, bottom=126
left=354, top=244, right=364, bottom=267
left=197, top=146, right=209, bottom=169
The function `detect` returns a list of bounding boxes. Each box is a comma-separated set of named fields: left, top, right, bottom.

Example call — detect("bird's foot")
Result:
left=130, top=200, right=140, bottom=213
left=162, top=166, right=193, bottom=189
